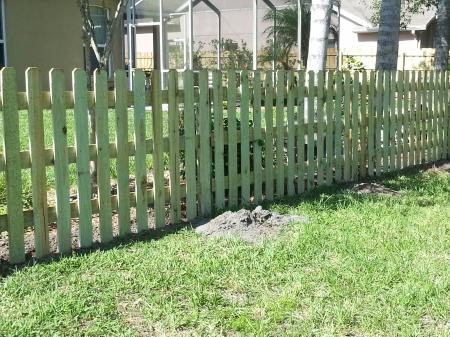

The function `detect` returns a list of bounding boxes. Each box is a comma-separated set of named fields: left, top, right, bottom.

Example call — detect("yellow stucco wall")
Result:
left=4, top=0, right=124, bottom=90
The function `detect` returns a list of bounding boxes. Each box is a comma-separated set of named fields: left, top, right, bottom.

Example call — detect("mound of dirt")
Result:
left=352, top=183, right=401, bottom=197
left=193, top=206, right=307, bottom=244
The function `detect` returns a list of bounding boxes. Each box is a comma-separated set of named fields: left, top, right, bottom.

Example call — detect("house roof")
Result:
left=340, top=0, right=436, bottom=32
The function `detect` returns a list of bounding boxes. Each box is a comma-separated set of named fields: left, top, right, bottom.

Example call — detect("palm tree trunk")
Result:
left=375, top=0, right=401, bottom=70
left=307, top=0, right=332, bottom=71
left=435, top=0, right=450, bottom=70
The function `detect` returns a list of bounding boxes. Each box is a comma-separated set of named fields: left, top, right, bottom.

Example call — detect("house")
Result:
left=1, top=0, right=125, bottom=89
left=338, top=0, right=437, bottom=69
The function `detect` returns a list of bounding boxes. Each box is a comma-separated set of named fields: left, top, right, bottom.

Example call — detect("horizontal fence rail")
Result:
left=0, top=67, right=449, bottom=263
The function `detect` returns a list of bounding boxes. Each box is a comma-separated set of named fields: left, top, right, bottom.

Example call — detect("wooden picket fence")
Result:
left=0, top=68, right=449, bottom=263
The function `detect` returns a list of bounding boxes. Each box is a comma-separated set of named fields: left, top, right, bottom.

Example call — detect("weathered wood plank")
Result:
left=325, top=71, right=334, bottom=185
left=183, top=70, right=197, bottom=220
left=420, top=71, right=427, bottom=163
left=359, top=71, right=368, bottom=177
left=275, top=70, right=286, bottom=197
left=168, top=70, right=181, bottom=223
left=297, top=71, right=307, bottom=192
left=442, top=71, right=449, bottom=159
left=343, top=71, right=351, bottom=181
left=382, top=71, right=391, bottom=172
left=133, top=70, right=148, bottom=231
left=94, top=70, right=113, bottom=242
left=401, top=71, right=409, bottom=168
left=351, top=71, right=360, bottom=180
left=416, top=71, right=424, bottom=164
left=375, top=71, right=383, bottom=175
left=198, top=70, right=212, bottom=215
left=389, top=71, right=398, bottom=171
left=240, top=71, right=251, bottom=203
left=26, top=68, right=49, bottom=257
left=264, top=71, right=274, bottom=200
left=1, top=68, right=25, bottom=263
left=409, top=71, right=417, bottom=166
left=227, top=71, right=239, bottom=206
left=334, top=71, right=344, bottom=182
left=253, top=71, right=263, bottom=202
left=286, top=71, right=296, bottom=196
left=316, top=70, right=325, bottom=185
left=151, top=71, right=166, bottom=227
left=307, top=71, right=316, bottom=189
left=73, top=69, right=93, bottom=247
left=115, top=70, right=131, bottom=235
left=367, top=71, right=376, bottom=176
left=212, top=70, right=225, bottom=210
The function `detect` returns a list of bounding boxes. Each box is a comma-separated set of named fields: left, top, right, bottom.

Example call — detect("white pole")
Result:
left=297, top=0, right=302, bottom=70
left=127, top=0, right=135, bottom=89
left=188, top=0, right=194, bottom=70
left=253, top=0, right=258, bottom=70
left=217, top=14, right=222, bottom=69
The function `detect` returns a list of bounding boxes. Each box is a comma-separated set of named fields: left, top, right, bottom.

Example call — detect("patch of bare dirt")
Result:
left=193, top=206, right=307, bottom=244
left=351, top=183, right=401, bottom=197
left=426, top=162, right=450, bottom=174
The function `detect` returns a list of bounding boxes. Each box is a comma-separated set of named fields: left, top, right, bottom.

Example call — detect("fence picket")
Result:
left=73, top=69, right=93, bottom=247
left=297, top=71, right=306, bottom=192
left=420, top=71, right=427, bottom=163
left=343, top=71, right=351, bottom=181
left=433, top=71, right=440, bottom=159
left=409, top=71, right=417, bottom=166
left=240, top=71, right=251, bottom=203
left=367, top=71, right=376, bottom=176
left=391, top=71, right=399, bottom=170
left=198, top=70, right=212, bottom=215
left=351, top=71, right=360, bottom=180
left=133, top=70, right=148, bottom=231
left=1, top=68, right=25, bottom=263
left=151, top=71, right=166, bottom=227
left=26, top=68, right=49, bottom=257
left=227, top=71, right=239, bottom=206
left=264, top=71, right=274, bottom=200
left=168, top=70, right=181, bottom=223
left=416, top=72, right=423, bottom=164
left=429, top=71, right=436, bottom=161
left=183, top=70, right=197, bottom=220
left=401, top=71, right=409, bottom=168
left=276, top=70, right=285, bottom=197
left=94, top=70, right=113, bottom=242
left=253, top=71, right=263, bottom=202
left=443, top=71, right=449, bottom=159
left=316, top=71, right=325, bottom=185
left=360, top=71, right=368, bottom=177
left=286, top=71, right=295, bottom=196
left=307, top=71, right=316, bottom=189
left=401, top=71, right=416, bottom=169
left=375, top=71, right=383, bottom=175
left=212, top=70, right=225, bottom=210
left=335, top=71, right=344, bottom=182
left=325, top=71, right=334, bottom=185
left=382, top=71, right=391, bottom=172
left=114, top=70, right=131, bottom=235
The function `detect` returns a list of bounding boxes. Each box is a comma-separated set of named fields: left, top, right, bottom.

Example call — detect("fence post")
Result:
left=240, top=70, right=251, bottom=203
left=228, top=70, right=239, bottom=206
left=276, top=70, right=286, bottom=197
left=1, top=68, right=24, bottom=263
left=264, top=71, right=274, bottom=200
left=253, top=71, right=263, bottom=202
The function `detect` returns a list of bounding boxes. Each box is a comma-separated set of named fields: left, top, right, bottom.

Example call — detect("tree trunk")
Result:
left=435, top=0, right=450, bottom=70
left=375, top=0, right=401, bottom=70
left=307, top=0, right=332, bottom=71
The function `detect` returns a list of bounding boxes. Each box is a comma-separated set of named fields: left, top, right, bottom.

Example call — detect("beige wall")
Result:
left=4, top=0, right=124, bottom=90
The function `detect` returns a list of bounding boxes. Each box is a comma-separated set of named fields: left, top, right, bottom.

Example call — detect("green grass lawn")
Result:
left=1, top=166, right=450, bottom=336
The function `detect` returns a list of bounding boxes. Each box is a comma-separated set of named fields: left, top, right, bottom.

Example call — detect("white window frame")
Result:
left=0, top=0, right=7, bottom=67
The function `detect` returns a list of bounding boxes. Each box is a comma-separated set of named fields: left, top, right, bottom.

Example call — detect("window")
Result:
left=86, top=6, right=112, bottom=74
left=0, top=0, right=6, bottom=68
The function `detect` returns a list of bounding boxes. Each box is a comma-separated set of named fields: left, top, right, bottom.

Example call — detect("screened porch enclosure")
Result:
left=125, top=0, right=288, bottom=87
